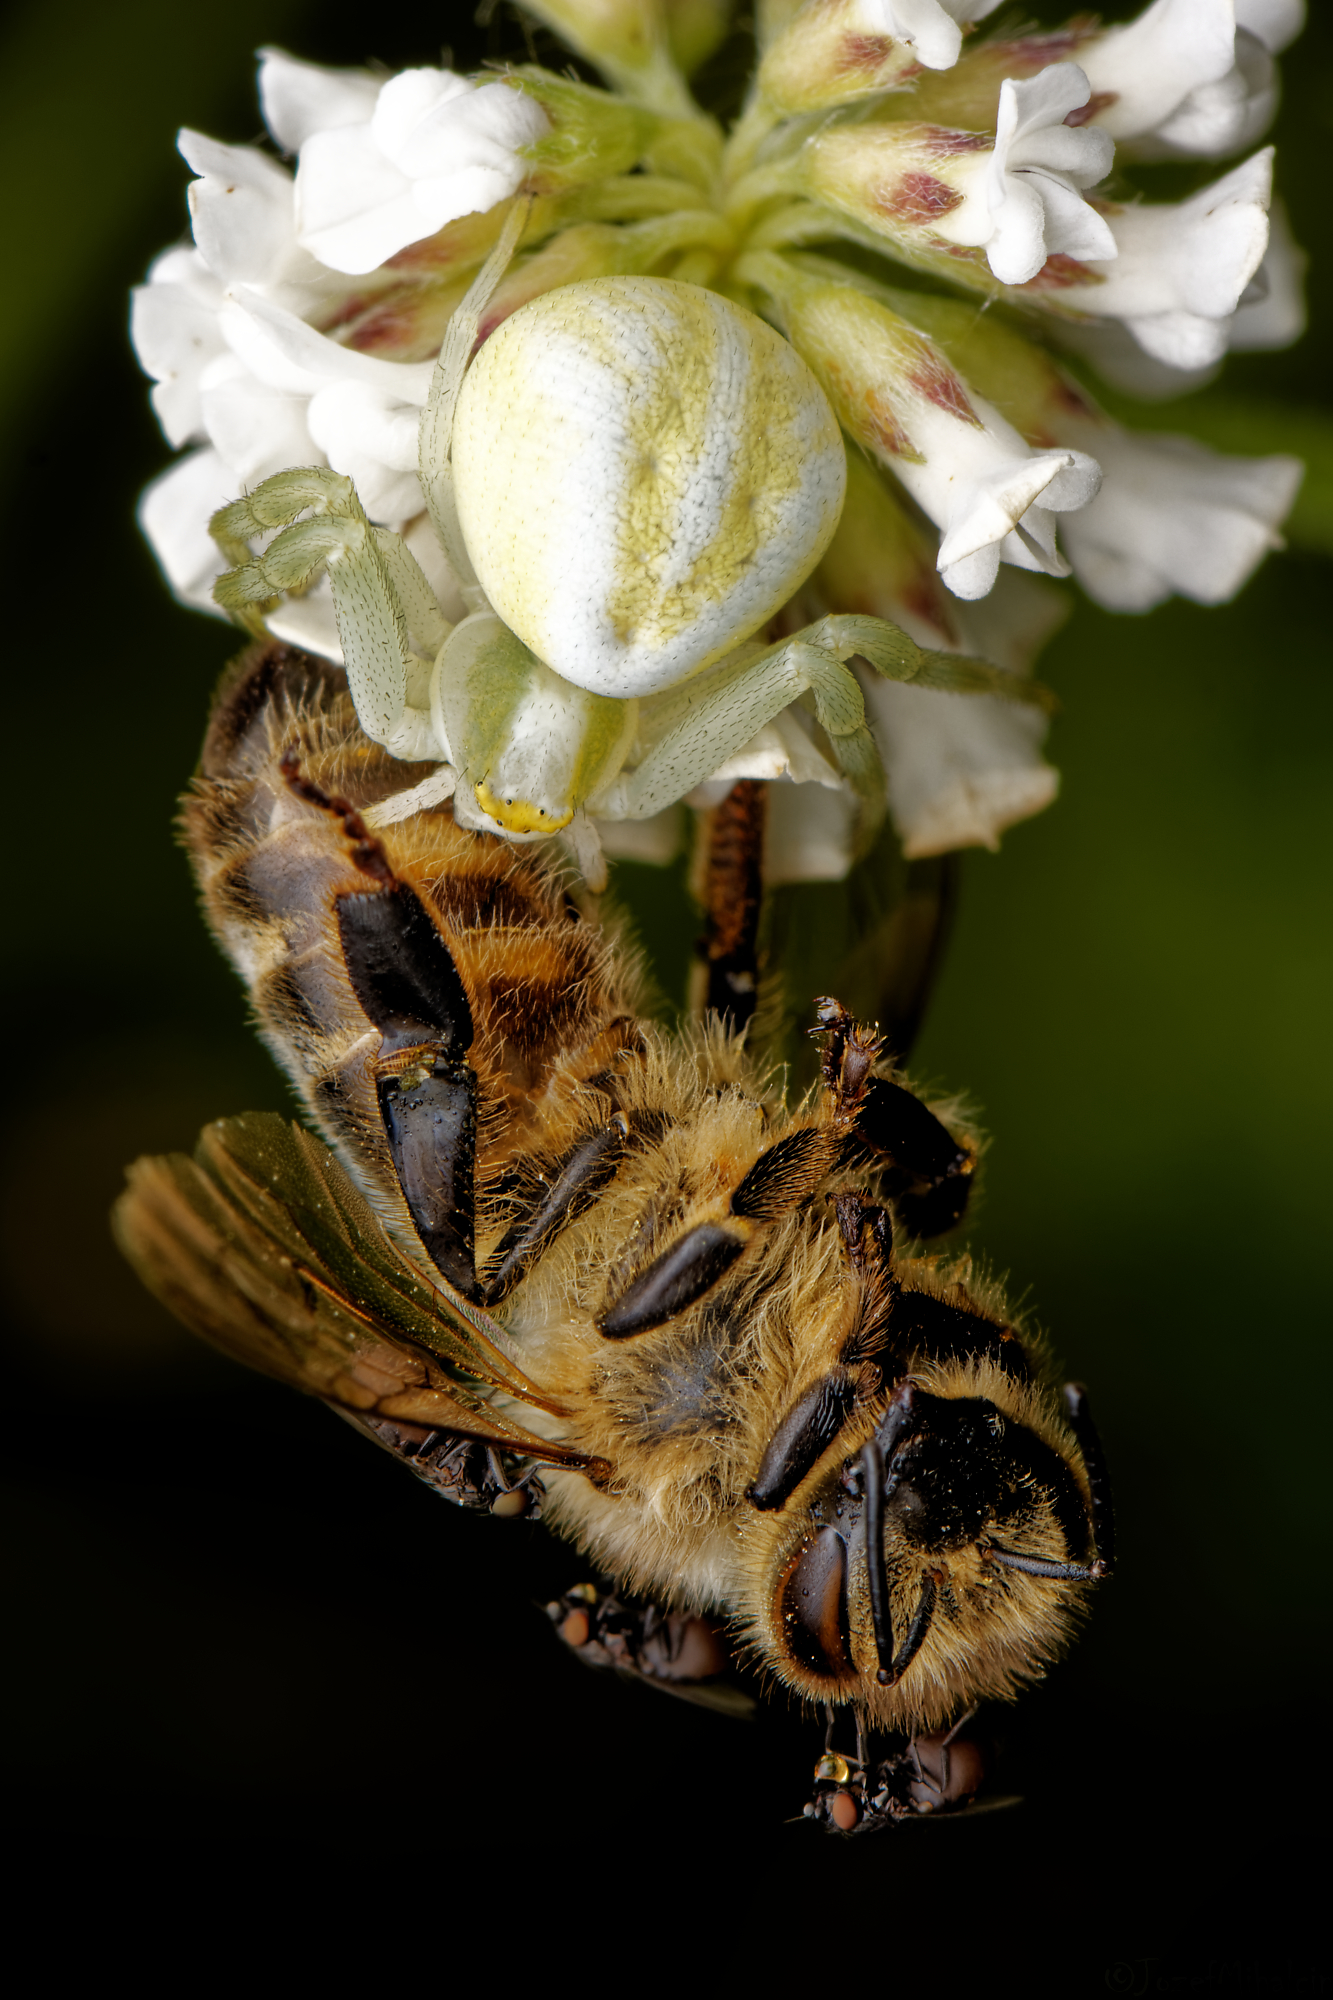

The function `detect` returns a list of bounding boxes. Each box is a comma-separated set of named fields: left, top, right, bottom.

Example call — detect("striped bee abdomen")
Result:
left=182, top=641, right=643, bottom=1280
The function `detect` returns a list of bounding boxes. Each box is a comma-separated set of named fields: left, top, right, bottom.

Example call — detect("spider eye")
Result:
left=451, top=276, right=846, bottom=699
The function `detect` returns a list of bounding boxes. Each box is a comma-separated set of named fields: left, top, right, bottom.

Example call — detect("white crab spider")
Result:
left=213, top=201, right=1037, bottom=878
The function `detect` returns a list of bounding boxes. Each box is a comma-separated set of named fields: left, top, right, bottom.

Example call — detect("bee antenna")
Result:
left=864, top=1382, right=921, bottom=1683
left=1061, top=1382, right=1115, bottom=1573
left=860, top=1440, right=895, bottom=1683
left=881, top=1569, right=939, bottom=1686
left=984, top=1546, right=1107, bottom=1584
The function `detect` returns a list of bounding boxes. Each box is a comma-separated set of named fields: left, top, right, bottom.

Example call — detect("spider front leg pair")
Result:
left=212, top=467, right=449, bottom=766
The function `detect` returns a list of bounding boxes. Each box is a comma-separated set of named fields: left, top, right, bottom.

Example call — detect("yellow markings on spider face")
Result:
left=450, top=277, right=847, bottom=700
left=434, top=613, right=637, bottom=834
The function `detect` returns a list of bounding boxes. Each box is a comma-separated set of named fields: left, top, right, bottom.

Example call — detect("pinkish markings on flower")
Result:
left=877, top=170, right=964, bottom=225
left=1019, top=251, right=1102, bottom=292
left=990, top=29, right=1096, bottom=70
left=908, top=356, right=982, bottom=427
left=834, top=32, right=896, bottom=75
left=923, top=126, right=992, bottom=157
left=1064, top=91, right=1118, bottom=128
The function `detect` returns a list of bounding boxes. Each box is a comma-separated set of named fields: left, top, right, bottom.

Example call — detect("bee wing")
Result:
left=113, top=1112, right=604, bottom=1475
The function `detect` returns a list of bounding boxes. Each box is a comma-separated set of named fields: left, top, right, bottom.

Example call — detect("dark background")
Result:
left=0, top=0, right=1327, bottom=1984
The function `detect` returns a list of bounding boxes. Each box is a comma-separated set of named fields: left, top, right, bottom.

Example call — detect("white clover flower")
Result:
left=131, top=124, right=454, bottom=631
left=929, top=63, right=1115, bottom=285
left=738, top=254, right=1103, bottom=603
left=1236, top=0, right=1304, bottom=52
left=260, top=49, right=551, bottom=275
left=853, top=0, right=1004, bottom=73
left=131, top=13, right=1307, bottom=890
left=1079, top=0, right=1272, bottom=158
left=1052, top=197, right=1305, bottom=396
left=1054, top=150, right=1273, bottom=370
left=896, top=393, right=1102, bottom=601
left=257, top=46, right=380, bottom=149
left=1057, top=431, right=1302, bottom=612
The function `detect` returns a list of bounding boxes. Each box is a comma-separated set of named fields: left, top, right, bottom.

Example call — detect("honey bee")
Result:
left=114, top=639, right=1112, bottom=1832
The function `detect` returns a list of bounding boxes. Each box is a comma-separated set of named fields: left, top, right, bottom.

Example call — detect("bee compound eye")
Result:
left=451, top=277, right=846, bottom=700
left=777, top=1526, right=854, bottom=1682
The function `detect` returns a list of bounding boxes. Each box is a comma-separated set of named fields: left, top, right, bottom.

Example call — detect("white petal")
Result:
left=391, top=79, right=546, bottom=180
left=221, top=288, right=435, bottom=401
left=306, top=380, right=420, bottom=472
left=998, top=65, right=1108, bottom=179
left=859, top=666, right=1057, bottom=858
left=939, top=542, right=1002, bottom=599
left=410, top=163, right=530, bottom=234
left=178, top=130, right=298, bottom=286
left=130, top=282, right=228, bottom=446
left=858, top=0, right=961, bottom=70
left=199, top=354, right=322, bottom=485
left=980, top=67, right=1114, bottom=285
left=1229, top=200, right=1307, bottom=350
left=137, top=447, right=236, bottom=614
left=1149, top=32, right=1276, bottom=157
left=370, top=68, right=475, bottom=169
left=266, top=575, right=344, bottom=661
left=996, top=509, right=1071, bottom=578
left=146, top=245, right=224, bottom=305
left=1052, top=316, right=1221, bottom=397
left=305, top=380, right=426, bottom=523
left=595, top=805, right=686, bottom=865
left=294, top=122, right=423, bottom=273
left=936, top=451, right=1081, bottom=570
left=1063, top=150, right=1272, bottom=351
left=1121, top=310, right=1232, bottom=369
left=1061, top=429, right=1302, bottom=610
left=1082, top=0, right=1237, bottom=141
left=1028, top=172, right=1118, bottom=264
left=258, top=47, right=380, bottom=151
left=762, top=780, right=858, bottom=884
left=984, top=173, right=1052, bottom=287
left=1235, top=0, right=1304, bottom=52
left=1040, top=450, right=1103, bottom=512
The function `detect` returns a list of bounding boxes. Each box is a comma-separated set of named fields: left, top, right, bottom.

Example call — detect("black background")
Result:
left=0, top=1, right=1327, bottom=1985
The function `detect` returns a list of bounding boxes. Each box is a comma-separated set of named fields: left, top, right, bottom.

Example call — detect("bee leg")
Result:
left=689, top=778, right=767, bottom=1033
left=479, top=1117, right=630, bottom=1305
left=811, top=996, right=976, bottom=1238
left=357, top=1421, right=543, bottom=1518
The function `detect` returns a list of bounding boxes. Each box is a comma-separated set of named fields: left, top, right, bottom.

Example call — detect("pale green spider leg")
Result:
left=593, top=613, right=1049, bottom=839
left=418, top=196, right=532, bottom=606
left=212, top=469, right=449, bottom=764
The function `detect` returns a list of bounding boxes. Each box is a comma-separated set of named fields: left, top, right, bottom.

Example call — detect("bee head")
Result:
left=752, top=1370, right=1109, bottom=1728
